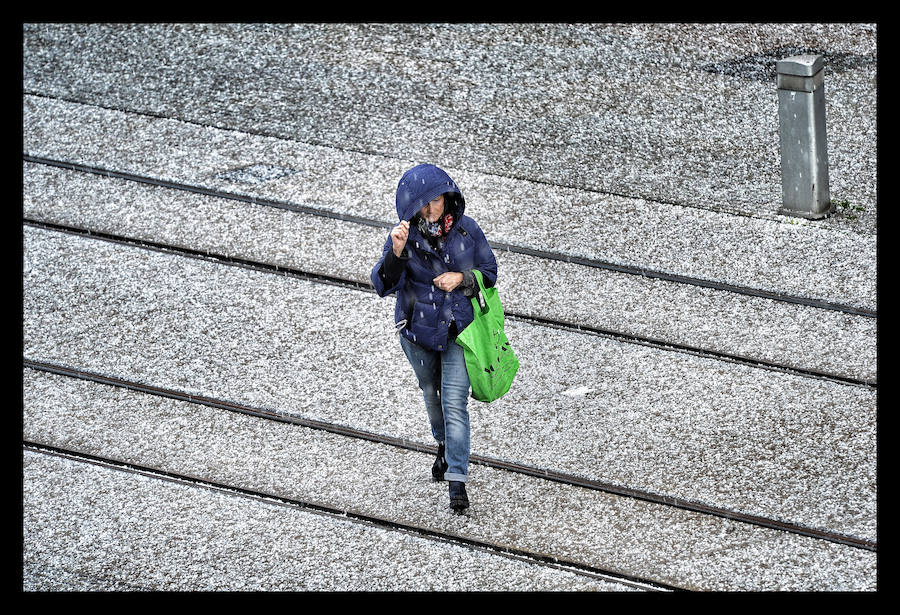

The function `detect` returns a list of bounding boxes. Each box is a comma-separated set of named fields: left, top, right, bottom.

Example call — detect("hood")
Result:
left=395, top=163, right=465, bottom=222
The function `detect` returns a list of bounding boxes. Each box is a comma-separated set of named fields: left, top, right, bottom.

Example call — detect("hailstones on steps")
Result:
left=215, top=163, right=298, bottom=185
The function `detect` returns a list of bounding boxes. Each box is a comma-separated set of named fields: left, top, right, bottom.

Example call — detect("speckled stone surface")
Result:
left=23, top=369, right=875, bottom=591
left=22, top=22, right=877, bottom=591
left=22, top=23, right=877, bottom=234
left=24, top=450, right=642, bottom=592
left=23, top=226, right=876, bottom=591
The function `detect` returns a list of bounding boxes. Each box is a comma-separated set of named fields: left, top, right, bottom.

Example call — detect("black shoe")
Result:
left=449, top=481, right=469, bottom=513
left=431, top=442, right=448, bottom=481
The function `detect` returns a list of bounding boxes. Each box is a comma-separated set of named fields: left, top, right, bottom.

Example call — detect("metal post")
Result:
left=776, top=54, right=833, bottom=219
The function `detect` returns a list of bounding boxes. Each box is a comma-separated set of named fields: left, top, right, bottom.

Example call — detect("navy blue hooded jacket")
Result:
left=371, top=164, right=498, bottom=353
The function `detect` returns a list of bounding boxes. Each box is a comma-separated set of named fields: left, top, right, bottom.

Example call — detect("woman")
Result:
left=371, top=163, right=498, bottom=513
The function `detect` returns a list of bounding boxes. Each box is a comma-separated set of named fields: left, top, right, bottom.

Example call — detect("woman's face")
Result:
left=420, top=194, right=445, bottom=223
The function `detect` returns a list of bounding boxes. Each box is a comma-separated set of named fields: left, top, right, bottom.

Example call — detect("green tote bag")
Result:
left=455, top=270, right=519, bottom=402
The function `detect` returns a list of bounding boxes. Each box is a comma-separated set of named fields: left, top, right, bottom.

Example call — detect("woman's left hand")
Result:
left=433, top=272, right=463, bottom=292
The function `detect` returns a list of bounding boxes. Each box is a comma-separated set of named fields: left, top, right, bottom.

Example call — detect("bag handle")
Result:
left=471, top=270, right=488, bottom=313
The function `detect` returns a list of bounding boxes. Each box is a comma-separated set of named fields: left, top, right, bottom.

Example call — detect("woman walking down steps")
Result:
left=371, top=164, right=498, bottom=513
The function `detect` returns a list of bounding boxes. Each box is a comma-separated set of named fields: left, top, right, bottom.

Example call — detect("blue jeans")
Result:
left=400, top=335, right=471, bottom=482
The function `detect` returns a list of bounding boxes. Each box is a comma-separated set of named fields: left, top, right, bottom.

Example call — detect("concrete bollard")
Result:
left=776, top=54, right=833, bottom=219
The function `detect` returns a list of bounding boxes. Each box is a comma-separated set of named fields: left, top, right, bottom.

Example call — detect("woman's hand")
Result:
left=391, top=220, right=410, bottom=257
left=433, top=272, right=463, bottom=292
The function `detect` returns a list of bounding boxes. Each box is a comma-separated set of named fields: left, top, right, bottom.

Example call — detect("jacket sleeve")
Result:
left=466, top=219, right=498, bottom=290
left=371, top=233, right=409, bottom=297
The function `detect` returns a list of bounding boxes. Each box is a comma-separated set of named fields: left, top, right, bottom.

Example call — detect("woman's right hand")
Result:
left=391, top=220, right=410, bottom=256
